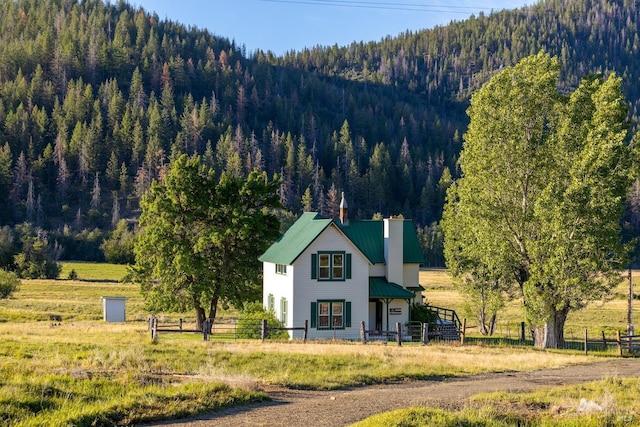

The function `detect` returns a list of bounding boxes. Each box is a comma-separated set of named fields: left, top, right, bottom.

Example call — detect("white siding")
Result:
left=369, top=263, right=386, bottom=277
left=403, top=263, right=422, bottom=304
left=386, top=299, right=410, bottom=330
left=403, top=264, right=420, bottom=287
left=291, top=224, right=370, bottom=340
left=262, top=262, right=294, bottom=337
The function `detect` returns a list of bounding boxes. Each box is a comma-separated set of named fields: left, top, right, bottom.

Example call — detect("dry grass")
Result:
left=420, top=269, right=640, bottom=339
left=206, top=340, right=597, bottom=376
left=0, top=271, right=626, bottom=424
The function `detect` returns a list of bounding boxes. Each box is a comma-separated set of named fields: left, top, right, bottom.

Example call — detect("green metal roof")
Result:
left=369, top=277, right=416, bottom=299
left=336, top=220, right=425, bottom=264
left=258, top=212, right=331, bottom=265
left=259, top=213, right=426, bottom=266
left=402, top=220, right=426, bottom=264
left=337, top=220, right=385, bottom=263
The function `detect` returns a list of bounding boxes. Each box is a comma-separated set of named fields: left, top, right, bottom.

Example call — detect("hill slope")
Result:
left=0, top=0, right=637, bottom=264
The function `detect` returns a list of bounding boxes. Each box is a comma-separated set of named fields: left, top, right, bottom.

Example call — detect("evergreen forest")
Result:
left=0, top=0, right=639, bottom=273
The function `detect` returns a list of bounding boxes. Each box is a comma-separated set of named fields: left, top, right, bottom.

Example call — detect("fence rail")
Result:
left=149, top=316, right=276, bottom=341
left=616, top=331, right=640, bottom=356
left=147, top=315, right=640, bottom=356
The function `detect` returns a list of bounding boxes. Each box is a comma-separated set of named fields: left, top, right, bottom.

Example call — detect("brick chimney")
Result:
left=339, top=192, right=349, bottom=226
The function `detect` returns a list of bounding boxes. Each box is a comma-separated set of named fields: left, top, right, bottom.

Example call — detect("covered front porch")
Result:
left=368, top=277, right=417, bottom=332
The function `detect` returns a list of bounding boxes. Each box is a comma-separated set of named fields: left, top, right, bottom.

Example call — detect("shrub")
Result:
left=410, top=303, right=438, bottom=325
left=236, top=302, right=290, bottom=340
left=101, top=219, right=135, bottom=264
left=13, top=223, right=61, bottom=279
left=0, top=270, right=19, bottom=298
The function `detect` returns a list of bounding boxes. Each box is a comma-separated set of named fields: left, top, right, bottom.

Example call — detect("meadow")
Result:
left=422, top=268, right=640, bottom=340
left=0, top=263, right=637, bottom=426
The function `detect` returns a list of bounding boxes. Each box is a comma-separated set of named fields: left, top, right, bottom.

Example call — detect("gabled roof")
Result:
left=336, top=220, right=384, bottom=263
left=369, top=277, right=416, bottom=299
left=259, top=212, right=426, bottom=265
left=336, top=220, right=425, bottom=264
left=258, top=212, right=331, bottom=265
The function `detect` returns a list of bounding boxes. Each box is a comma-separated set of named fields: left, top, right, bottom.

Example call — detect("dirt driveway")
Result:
left=149, top=359, right=640, bottom=427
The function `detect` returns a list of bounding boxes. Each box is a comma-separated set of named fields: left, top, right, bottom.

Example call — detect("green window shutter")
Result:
left=310, top=302, right=317, bottom=328
left=311, top=254, right=317, bottom=279
left=346, top=253, right=352, bottom=279
left=345, top=301, right=351, bottom=327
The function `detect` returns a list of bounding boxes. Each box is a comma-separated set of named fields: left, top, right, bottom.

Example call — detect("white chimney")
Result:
left=384, top=216, right=404, bottom=285
left=339, top=192, right=349, bottom=226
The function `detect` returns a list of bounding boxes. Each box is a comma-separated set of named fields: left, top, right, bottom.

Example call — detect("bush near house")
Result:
left=410, top=303, right=438, bottom=326
left=236, top=303, right=290, bottom=339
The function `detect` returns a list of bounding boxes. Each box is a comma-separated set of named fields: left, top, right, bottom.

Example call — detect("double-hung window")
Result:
left=312, top=252, right=351, bottom=280
left=311, top=300, right=351, bottom=329
left=275, top=264, right=287, bottom=275
left=280, top=297, right=288, bottom=326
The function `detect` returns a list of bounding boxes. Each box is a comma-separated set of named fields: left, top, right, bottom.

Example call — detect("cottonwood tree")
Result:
left=132, top=154, right=281, bottom=330
left=442, top=52, right=636, bottom=349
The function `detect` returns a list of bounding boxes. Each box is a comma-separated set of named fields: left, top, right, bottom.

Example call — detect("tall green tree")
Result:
left=132, top=154, right=281, bottom=330
left=442, top=52, right=636, bottom=349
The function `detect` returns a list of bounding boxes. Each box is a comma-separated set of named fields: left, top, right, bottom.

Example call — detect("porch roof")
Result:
left=369, top=277, right=416, bottom=300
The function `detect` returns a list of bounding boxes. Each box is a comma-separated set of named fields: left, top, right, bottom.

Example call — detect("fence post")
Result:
left=202, top=319, right=209, bottom=341
left=179, top=318, right=183, bottom=331
left=396, top=322, right=402, bottom=347
left=461, top=318, right=466, bottom=345
left=151, top=316, right=157, bottom=341
left=303, top=319, right=308, bottom=343
left=602, top=330, right=606, bottom=350
left=422, top=323, right=428, bottom=345
left=617, top=330, right=622, bottom=356
left=584, top=328, right=588, bottom=355
left=261, top=319, right=267, bottom=342
left=520, top=322, right=526, bottom=343
left=360, top=321, right=367, bottom=344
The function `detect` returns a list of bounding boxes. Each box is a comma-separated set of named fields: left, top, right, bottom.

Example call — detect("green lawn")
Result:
left=60, top=262, right=129, bottom=282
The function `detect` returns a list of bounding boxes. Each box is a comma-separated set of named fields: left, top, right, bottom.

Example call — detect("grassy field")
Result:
left=420, top=268, right=640, bottom=339
left=59, top=261, right=129, bottom=282
left=354, top=377, right=640, bottom=426
left=0, top=264, right=637, bottom=425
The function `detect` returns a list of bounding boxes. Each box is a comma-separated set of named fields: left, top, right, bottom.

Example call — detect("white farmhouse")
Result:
left=259, top=194, right=425, bottom=340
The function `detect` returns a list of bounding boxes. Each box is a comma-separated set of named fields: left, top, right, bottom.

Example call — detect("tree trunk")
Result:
left=194, top=298, right=207, bottom=332
left=208, top=294, right=219, bottom=329
left=478, top=307, right=489, bottom=335
left=534, top=306, right=569, bottom=349
left=488, top=313, right=497, bottom=336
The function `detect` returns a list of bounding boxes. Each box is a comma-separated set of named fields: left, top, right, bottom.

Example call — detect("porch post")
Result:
left=385, top=298, right=391, bottom=333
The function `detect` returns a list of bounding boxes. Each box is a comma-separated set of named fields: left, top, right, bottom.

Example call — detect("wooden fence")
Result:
left=148, top=315, right=640, bottom=356
left=149, top=316, right=274, bottom=341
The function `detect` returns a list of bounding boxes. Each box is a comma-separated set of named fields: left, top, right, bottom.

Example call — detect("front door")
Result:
left=375, top=300, right=383, bottom=331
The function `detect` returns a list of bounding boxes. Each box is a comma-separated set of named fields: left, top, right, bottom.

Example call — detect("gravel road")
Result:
left=147, top=358, right=640, bottom=427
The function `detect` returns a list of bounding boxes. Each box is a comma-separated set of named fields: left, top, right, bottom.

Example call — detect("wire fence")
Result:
left=147, top=315, right=639, bottom=355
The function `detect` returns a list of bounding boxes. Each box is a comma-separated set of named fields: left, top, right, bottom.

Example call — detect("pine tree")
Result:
left=91, top=172, right=101, bottom=210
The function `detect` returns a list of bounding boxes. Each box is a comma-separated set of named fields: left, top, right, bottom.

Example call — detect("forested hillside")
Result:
left=0, top=0, right=638, bottom=269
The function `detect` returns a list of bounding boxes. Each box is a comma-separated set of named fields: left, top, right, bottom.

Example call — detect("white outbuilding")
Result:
left=101, top=296, right=127, bottom=322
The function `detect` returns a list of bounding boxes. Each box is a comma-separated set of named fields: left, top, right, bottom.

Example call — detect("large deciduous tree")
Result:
left=442, top=52, right=636, bottom=349
left=133, top=154, right=281, bottom=330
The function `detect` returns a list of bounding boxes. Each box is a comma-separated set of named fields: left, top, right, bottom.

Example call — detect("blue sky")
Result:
left=131, top=0, right=534, bottom=55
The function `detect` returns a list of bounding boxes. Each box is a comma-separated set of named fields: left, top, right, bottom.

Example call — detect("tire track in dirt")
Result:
left=147, top=359, right=640, bottom=427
